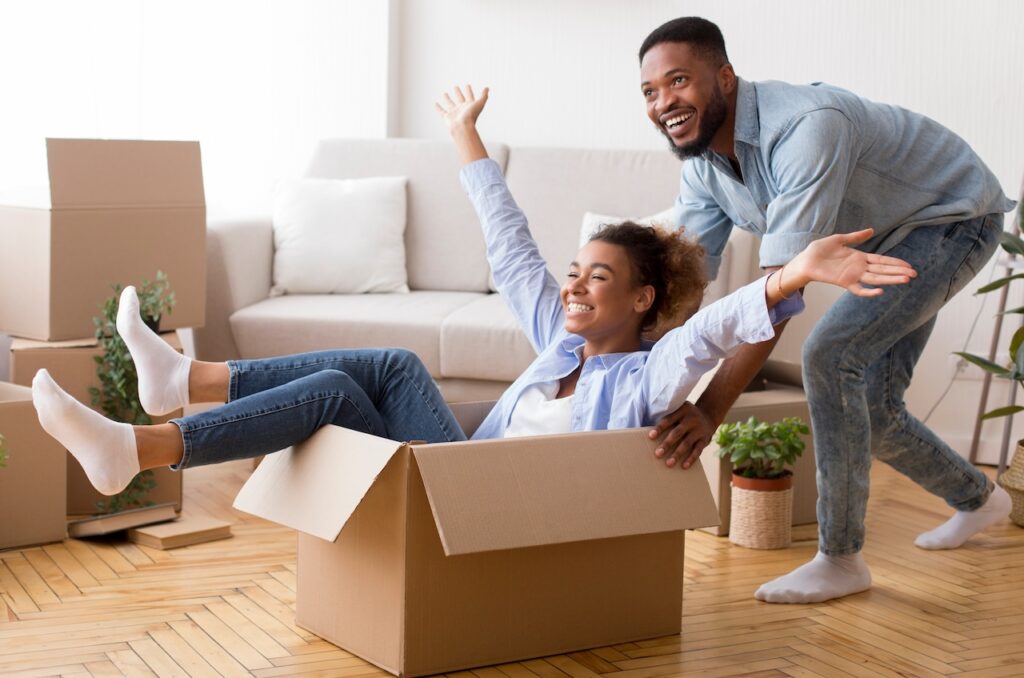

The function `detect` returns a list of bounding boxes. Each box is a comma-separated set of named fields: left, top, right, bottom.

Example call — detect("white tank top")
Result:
left=504, top=382, right=575, bottom=438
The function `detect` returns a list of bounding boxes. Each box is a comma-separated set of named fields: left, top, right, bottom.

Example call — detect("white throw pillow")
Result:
left=578, top=207, right=677, bottom=247
left=272, top=176, right=409, bottom=295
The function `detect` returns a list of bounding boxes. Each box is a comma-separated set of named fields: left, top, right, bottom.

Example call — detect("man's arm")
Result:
left=649, top=265, right=787, bottom=469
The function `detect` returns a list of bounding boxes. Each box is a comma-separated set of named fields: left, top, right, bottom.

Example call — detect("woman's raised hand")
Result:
left=435, top=85, right=490, bottom=133
left=788, top=228, right=917, bottom=297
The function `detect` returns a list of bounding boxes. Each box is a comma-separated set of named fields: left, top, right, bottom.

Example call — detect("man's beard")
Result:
left=662, top=85, right=728, bottom=161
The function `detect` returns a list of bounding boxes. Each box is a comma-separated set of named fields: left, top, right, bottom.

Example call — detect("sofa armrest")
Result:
left=191, top=218, right=274, bottom=362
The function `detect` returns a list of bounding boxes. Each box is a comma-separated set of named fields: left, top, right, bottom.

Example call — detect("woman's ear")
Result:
left=634, top=285, right=656, bottom=314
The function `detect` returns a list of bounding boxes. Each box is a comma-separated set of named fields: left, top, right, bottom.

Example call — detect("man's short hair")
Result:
left=638, top=17, right=729, bottom=66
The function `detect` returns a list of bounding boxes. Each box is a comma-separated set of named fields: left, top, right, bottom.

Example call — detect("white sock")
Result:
left=914, top=485, right=1012, bottom=550
left=32, top=369, right=140, bottom=496
left=754, top=551, right=872, bottom=604
left=116, top=285, right=191, bottom=416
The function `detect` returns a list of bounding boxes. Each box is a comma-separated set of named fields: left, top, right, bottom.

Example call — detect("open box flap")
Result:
left=46, top=139, right=205, bottom=209
left=233, top=425, right=404, bottom=542
left=412, top=428, right=721, bottom=556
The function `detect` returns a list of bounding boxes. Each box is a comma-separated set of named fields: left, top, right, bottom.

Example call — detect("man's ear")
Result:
left=718, top=63, right=737, bottom=94
left=635, top=285, right=656, bottom=314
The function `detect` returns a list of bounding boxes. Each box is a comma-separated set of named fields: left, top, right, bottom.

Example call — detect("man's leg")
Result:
left=756, top=214, right=1003, bottom=604
left=868, top=322, right=1010, bottom=549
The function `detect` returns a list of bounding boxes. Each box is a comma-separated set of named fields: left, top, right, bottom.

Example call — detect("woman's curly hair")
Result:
left=589, top=220, right=708, bottom=338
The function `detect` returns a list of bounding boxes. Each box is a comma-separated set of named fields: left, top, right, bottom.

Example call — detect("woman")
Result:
left=32, top=86, right=915, bottom=496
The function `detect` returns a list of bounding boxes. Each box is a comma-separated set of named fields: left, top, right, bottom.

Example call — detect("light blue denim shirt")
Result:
left=461, top=158, right=804, bottom=440
left=678, top=78, right=1017, bottom=279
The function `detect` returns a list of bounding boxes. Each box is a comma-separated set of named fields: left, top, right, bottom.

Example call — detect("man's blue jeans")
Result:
left=804, top=214, right=1002, bottom=555
left=170, top=348, right=467, bottom=469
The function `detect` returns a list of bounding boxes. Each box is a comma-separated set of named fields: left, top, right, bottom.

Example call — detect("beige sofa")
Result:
left=192, top=138, right=761, bottom=401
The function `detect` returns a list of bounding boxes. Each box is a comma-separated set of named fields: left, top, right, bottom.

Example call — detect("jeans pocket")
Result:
left=944, top=216, right=1000, bottom=302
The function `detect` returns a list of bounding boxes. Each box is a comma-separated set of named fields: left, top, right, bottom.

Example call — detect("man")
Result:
left=640, top=17, right=1016, bottom=603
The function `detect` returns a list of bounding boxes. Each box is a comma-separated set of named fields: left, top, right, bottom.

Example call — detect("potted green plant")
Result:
left=87, top=272, right=174, bottom=513
left=0, top=432, right=8, bottom=469
left=957, top=219, right=1024, bottom=527
left=715, top=416, right=809, bottom=549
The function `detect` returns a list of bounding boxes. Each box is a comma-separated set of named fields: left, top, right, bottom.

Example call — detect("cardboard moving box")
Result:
left=10, top=334, right=183, bottom=516
left=0, top=382, right=67, bottom=550
left=234, top=413, right=720, bottom=677
left=0, top=138, right=206, bottom=341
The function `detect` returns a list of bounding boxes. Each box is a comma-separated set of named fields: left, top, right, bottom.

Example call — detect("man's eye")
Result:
left=643, top=88, right=654, bottom=97
left=567, top=272, right=579, bottom=278
left=674, top=76, right=686, bottom=85
left=591, top=275, right=606, bottom=281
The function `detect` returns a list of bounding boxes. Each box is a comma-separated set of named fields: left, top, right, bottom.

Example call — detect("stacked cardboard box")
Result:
left=0, top=139, right=206, bottom=542
left=0, top=382, right=66, bottom=549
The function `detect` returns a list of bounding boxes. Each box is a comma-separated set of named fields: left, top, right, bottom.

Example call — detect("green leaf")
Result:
left=981, top=405, right=1024, bottom=420
left=998, top=306, right=1024, bottom=316
left=977, top=274, right=1024, bottom=294
left=955, top=352, right=1011, bottom=377
left=1011, top=327, right=1024, bottom=363
left=999, top=231, right=1024, bottom=257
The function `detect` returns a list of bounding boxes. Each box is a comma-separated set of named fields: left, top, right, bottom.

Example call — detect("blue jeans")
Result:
left=803, top=214, right=1002, bottom=555
left=170, top=348, right=466, bottom=469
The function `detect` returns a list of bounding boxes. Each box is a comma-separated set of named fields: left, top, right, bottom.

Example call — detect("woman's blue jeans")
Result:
left=170, top=348, right=466, bottom=470
left=804, top=214, right=1002, bottom=555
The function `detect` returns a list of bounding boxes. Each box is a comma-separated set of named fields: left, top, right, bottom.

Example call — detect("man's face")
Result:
left=640, top=41, right=730, bottom=160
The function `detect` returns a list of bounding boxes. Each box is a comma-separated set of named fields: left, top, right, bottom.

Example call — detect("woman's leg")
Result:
left=227, top=348, right=465, bottom=444
left=33, top=368, right=392, bottom=494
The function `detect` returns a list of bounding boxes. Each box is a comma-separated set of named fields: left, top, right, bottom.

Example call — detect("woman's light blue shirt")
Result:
left=461, top=159, right=804, bottom=441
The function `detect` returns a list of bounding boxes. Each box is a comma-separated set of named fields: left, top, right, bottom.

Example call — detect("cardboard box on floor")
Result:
left=9, top=334, right=183, bottom=516
left=699, top=383, right=817, bottom=536
left=0, top=138, right=207, bottom=341
left=0, top=382, right=67, bottom=549
left=234, top=402, right=720, bottom=677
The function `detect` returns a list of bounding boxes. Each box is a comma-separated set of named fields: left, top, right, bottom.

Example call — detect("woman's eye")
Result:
left=567, top=272, right=579, bottom=279
left=591, top=275, right=606, bottom=281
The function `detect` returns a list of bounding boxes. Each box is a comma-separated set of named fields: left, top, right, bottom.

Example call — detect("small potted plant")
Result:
left=715, top=416, right=809, bottom=549
left=0, top=432, right=8, bottom=469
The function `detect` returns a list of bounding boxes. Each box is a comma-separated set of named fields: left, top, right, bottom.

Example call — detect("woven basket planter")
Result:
left=998, top=441, right=1024, bottom=528
left=729, top=471, right=794, bottom=549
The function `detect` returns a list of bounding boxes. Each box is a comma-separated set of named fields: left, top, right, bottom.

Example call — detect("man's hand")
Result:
left=649, top=401, right=717, bottom=469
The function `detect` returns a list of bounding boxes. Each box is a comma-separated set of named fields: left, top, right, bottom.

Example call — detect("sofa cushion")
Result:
left=230, top=291, right=484, bottom=376
left=440, top=294, right=538, bottom=382
left=305, top=138, right=509, bottom=293
left=504, top=147, right=682, bottom=279
left=271, top=176, right=409, bottom=295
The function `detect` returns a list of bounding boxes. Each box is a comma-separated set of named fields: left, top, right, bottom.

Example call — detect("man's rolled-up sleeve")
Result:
left=676, top=161, right=734, bottom=281
left=760, top=109, right=860, bottom=268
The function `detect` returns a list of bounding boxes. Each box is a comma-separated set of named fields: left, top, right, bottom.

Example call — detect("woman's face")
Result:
left=560, top=240, right=654, bottom=346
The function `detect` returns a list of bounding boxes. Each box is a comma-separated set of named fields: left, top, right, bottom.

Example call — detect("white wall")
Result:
left=0, top=0, right=392, bottom=380
left=0, top=0, right=391, bottom=219
left=396, top=0, right=1024, bottom=464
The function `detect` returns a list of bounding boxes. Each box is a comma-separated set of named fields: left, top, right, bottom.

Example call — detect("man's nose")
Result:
left=655, top=89, right=677, bottom=116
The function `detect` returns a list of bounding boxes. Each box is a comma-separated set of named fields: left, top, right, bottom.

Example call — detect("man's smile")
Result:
left=661, top=109, right=696, bottom=138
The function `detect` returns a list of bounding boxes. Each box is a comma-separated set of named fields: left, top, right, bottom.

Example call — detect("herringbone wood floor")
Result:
left=1, top=460, right=1021, bottom=678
